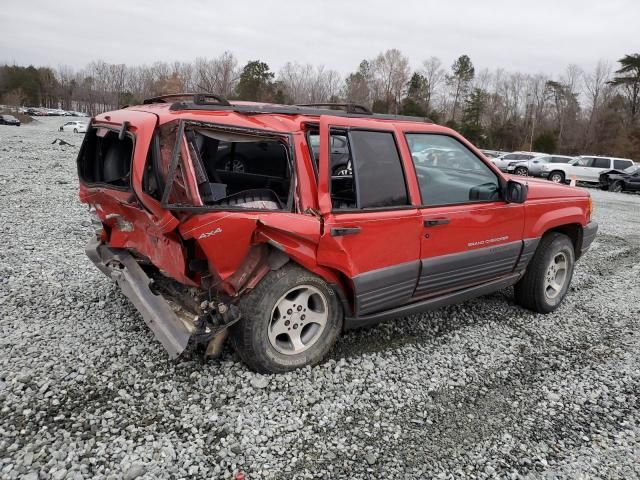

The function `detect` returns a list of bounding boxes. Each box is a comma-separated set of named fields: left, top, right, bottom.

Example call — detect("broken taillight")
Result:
left=88, top=204, right=105, bottom=239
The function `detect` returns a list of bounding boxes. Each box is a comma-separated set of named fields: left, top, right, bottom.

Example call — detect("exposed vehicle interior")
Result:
left=307, top=129, right=358, bottom=209
left=78, top=128, right=133, bottom=188
left=148, top=124, right=292, bottom=210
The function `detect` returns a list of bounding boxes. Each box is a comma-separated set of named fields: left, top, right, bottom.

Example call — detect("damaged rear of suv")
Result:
left=78, top=93, right=597, bottom=373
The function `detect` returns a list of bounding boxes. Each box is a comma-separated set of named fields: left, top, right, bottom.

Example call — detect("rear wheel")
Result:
left=514, top=232, right=575, bottom=313
left=73, top=128, right=78, bottom=133
left=610, top=181, right=624, bottom=193
left=549, top=171, right=565, bottom=184
left=231, top=264, right=343, bottom=373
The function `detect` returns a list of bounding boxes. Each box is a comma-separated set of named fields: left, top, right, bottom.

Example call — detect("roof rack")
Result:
left=168, top=96, right=433, bottom=123
left=143, top=92, right=231, bottom=106
left=295, top=103, right=372, bottom=115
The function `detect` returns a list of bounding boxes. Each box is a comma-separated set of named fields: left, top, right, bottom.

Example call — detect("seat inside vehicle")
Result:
left=185, top=128, right=292, bottom=208
left=78, top=129, right=132, bottom=188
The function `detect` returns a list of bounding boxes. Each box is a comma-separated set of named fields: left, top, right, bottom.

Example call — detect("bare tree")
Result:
left=194, top=51, right=239, bottom=97
left=420, top=56, right=446, bottom=112
left=582, top=60, right=612, bottom=148
left=373, top=49, right=410, bottom=113
left=278, top=63, right=342, bottom=103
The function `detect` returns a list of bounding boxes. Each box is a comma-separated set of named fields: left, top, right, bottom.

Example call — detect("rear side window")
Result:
left=327, top=130, right=408, bottom=210
left=551, top=156, right=571, bottom=163
left=158, top=121, right=292, bottom=211
left=78, top=127, right=133, bottom=189
left=592, top=158, right=610, bottom=168
left=614, top=159, right=633, bottom=169
left=350, top=131, right=408, bottom=208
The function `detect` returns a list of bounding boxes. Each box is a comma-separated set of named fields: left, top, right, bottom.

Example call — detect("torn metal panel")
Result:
left=86, top=238, right=193, bottom=357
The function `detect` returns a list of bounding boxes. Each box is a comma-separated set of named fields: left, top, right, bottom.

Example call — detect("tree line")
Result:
left=1, top=50, right=639, bottom=158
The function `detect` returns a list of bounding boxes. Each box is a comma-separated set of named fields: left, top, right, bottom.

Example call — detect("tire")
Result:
left=333, top=164, right=350, bottom=176
left=610, top=181, right=623, bottom=193
left=73, top=128, right=78, bottom=133
left=514, top=166, right=528, bottom=176
left=215, top=189, right=281, bottom=209
left=549, top=171, right=565, bottom=184
left=59, top=127, right=63, bottom=132
left=514, top=232, right=575, bottom=313
left=222, top=155, right=247, bottom=173
left=231, top=264, right=343, bottom=373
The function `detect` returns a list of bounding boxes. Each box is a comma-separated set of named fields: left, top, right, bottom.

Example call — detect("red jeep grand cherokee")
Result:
left=78, top=94, right=598, bottom=373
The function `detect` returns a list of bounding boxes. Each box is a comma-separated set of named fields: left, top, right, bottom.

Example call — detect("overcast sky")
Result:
left=1, top=0, right=637, bottom=76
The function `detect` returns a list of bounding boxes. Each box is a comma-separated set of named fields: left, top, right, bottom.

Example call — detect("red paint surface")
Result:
left=81, top=103, right=592, bottom=305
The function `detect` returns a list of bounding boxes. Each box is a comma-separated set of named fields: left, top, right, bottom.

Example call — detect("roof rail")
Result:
left=143, top=92, right=231, bottom=105
left=193, top=93, right=231, bottom=106
left=295, top=103, right=372, bottom=115
left=169, top=101, right=433, bottom=123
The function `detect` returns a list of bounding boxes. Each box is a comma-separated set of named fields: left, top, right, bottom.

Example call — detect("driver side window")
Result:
left=406, top=134, right=500, bottom=206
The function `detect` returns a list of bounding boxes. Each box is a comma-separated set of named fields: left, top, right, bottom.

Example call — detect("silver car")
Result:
left=491, top=151, right=543, bottom=172
left=506, top=154, right=575, bottom=177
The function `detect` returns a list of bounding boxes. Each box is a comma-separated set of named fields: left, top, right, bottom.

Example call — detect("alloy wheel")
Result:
left=550, top=173, right=563, bottom=183
left=268, top=285, right=328, bottom=355
left=544, top=252, right=568, bottom=300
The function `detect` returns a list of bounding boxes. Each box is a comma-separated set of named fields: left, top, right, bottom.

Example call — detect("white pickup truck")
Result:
left=540, top=156, right=636, bottom=184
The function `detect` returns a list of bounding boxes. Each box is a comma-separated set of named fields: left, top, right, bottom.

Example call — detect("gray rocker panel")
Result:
left=415, top=240, right=524, bottom=297
left=352, top=260, right=420, bottom=316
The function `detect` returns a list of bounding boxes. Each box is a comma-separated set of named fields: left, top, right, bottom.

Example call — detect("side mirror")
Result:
left=505, top=180, right=528, bottom=203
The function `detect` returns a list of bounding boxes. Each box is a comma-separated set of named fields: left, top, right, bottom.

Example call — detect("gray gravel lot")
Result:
left=1, top=118, right=639, bottom=479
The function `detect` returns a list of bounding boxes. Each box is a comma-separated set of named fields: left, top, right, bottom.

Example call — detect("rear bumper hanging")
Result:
left=86, top=237, right=194, bottom=357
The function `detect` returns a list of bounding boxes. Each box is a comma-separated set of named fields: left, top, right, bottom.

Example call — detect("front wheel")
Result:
left=73, top=128, right=78, bottom=133
left=59, top=127, right=63, bottom=132
left=231, top=264, right=343, bottom=373
left=514, top=166, right=528, bottom=176
left=548, top=171, right=565, bottom=184
left=610, top=181, right=623, bottom=193
left=514, top=232, right=575, bottom=313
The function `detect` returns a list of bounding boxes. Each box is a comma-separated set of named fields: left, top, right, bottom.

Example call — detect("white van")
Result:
left=540, top=156, right=636, bottom=184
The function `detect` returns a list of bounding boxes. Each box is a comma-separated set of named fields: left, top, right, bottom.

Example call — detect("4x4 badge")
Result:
left=198, top=227, right=223, bottom=239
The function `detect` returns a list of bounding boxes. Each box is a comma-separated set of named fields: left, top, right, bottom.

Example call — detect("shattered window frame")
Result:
left=76, top=122, right=137, bottom=192
left=159, top=119, right=297, bottom=213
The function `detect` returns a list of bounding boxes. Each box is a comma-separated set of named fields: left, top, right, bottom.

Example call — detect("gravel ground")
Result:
left=1, top=118, right=639, bottom=480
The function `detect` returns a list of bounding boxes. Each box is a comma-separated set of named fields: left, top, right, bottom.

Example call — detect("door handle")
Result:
left=330, top=226, right=361, bottom=236
left=424, top=218, right=450, bottom=227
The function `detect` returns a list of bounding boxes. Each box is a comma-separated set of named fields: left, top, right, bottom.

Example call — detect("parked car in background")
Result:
left=491, top=151, right=542, bottom=172
left=59, top=121, right=88, bottom=133
left=0, top=114, right=21, bottom=126
left=480, top=149, right=504, bottom=159
left=507, top=154, right=575, bottom=177
left=541, top=156, right=635, bottom=184
left=599, top=165, right=640, bottom=192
